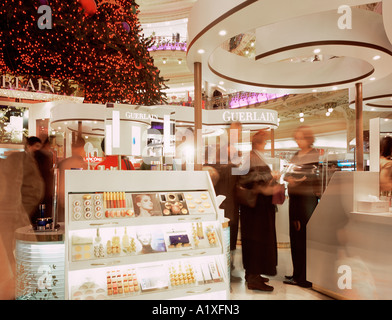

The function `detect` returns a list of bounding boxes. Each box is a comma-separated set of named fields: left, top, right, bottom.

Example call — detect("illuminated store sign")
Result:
left=124, top=112, right=158, bottom=121
left=222, top=110, right=278, bottom=125
left=1, top=74, right=55, bottom=94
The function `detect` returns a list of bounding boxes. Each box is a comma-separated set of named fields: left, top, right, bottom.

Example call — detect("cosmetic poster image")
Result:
left=131, top=193, right=162, bottom=217
left=136, top=229, right=167, bottom=254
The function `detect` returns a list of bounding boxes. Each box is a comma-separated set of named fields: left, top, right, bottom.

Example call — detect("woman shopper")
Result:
left=284, top=125, right=320, bottom=288
left=238, top=130, right=280, bottom=292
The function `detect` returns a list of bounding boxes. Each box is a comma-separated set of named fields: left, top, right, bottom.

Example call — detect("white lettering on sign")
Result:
left=222, top=111, right=276, bottom=124
left=1, top=74, right=55, bottom=93
left=124, top=112, right=158, bottom=121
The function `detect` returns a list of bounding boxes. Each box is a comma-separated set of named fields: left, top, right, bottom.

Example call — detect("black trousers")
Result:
left=288, top=194, right=318, bottom=283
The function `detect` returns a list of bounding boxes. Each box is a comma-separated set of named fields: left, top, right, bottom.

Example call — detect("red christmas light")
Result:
left=0, top=0, right=168, bottom=105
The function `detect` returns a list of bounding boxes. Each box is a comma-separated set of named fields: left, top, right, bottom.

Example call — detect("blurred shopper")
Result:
left=205, top=145, right=240, bottom=280
left=57, top=137, right=88, bottom=222
left=284, top=125, right=320, bottom=288
left=95, top=138, right=135, bottom=170
left=25, top=136, right=42, bottom=153
left=0, top=137, right=44, bottom=298
left=379, top=136, right=392, bottom=192
left=238, top=130, right=280, bottom=291
left=33, top=136, right=54, bottom=222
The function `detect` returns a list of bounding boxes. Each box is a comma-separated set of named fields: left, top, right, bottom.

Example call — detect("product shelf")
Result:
left=64, top=171, right=229, bottom=300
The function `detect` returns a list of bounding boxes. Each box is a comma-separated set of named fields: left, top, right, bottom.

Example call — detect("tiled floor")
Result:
left=229, top=247, right=332, bottom=300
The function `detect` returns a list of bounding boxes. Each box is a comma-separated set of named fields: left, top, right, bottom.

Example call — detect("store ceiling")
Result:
left=137, top=0, right=392, bottom=143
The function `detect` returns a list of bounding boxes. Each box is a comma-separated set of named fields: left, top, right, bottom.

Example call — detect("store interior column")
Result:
left=355, top=82, right=364, bottom=171
left=194, top=61, right=202, bottom=171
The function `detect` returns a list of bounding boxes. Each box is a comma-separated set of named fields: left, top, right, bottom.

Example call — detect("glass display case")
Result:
left=64, top=170, right=229, bottom=300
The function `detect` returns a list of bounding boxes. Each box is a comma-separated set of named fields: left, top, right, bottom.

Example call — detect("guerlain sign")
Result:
left=222, top=110, right=278, bottom=125
left=124, top=112, right=158, bottom=121
left=1, top=74, right=56, bottom=94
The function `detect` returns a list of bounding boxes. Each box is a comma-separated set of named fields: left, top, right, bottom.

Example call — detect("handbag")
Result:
left=272, top=184, right=286, bottom=205
left=236, top=184, right=257, bottom=208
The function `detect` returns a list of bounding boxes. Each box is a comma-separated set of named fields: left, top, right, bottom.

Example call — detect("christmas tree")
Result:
left=0, top=0, right=168, bottom=105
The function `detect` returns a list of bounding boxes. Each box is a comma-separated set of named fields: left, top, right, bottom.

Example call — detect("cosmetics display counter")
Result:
left=15, top=224, right=65, bottom=300
left=307, top=171, right=392, bottom=300
left=64, top=170, right=229, bottom=300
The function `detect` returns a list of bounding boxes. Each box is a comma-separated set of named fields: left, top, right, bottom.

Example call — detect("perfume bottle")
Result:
left=122, top=227, right=130, bottom=253
left=94, top=228, right=105, bottom=258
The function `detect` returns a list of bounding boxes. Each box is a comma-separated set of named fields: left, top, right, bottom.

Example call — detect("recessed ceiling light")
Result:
left=198, top=49, right=205, bottom=54
left=313, top=48, right=321, bottom=54
left=326, top=112, right=330, bottom=116
left=332, top=86, right=338, bottom=90
left=219, top=81, right=224, bottom=85
left=312, top=89, right=317, bottom=92
left=370, top=77, right=376, bottom=81
left=300, top=118, right=304, bottom=123
left=299, top=112, right=304, bottom=117
left=219, top=30, right=227, bottom=36
left=373, top=55, right=381, bottom=60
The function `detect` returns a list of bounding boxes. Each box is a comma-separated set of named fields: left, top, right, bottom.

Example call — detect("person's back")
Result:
left=0, top=149, right=44, bottom=295
left=33, top=138, right=54, bottom=220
